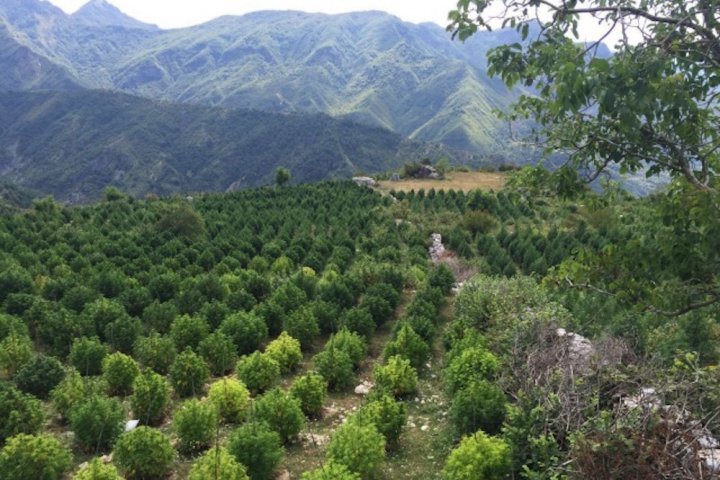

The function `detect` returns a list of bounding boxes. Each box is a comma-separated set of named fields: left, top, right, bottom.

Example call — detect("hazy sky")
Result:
left=46, top=0, right=456, bottom=29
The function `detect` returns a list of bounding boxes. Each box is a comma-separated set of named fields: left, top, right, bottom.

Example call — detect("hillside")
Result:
left=0, top=90, right=476, bottom=203
left=0, top=180, right=717, bottom=478
left=0, top=0, right=532, bottom=156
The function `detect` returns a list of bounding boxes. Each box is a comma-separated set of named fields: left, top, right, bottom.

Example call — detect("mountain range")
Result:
left=0, top=0, right=532, bottom=154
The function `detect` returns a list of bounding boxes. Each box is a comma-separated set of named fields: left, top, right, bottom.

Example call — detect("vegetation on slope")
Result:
left=0, top=90, right=474, bottom=203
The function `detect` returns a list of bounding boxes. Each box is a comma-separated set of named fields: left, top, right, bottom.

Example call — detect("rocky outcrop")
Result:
left=352, top=176, right=377, bottom=188
left=429, top=233, right=445, bottom=262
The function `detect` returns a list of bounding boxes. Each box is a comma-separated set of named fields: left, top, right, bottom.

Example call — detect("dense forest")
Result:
left=0, top=176, right=717, bottom=479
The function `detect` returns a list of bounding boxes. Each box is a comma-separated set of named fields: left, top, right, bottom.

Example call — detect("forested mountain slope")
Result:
left=0, top=90, right=468, bottom=203
left=0, top=0, right=530, bottom=155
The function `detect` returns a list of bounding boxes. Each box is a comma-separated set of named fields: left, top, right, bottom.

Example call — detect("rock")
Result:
left=276, top=469, right=291, bottom=480
left=101, top=454, right=112, bottom=464
left=421, top=425, right=430, bottom=432
left=354, top=380, right=374, bottom=395
left=700, top=449, right=720, bottom=472
left=429, top=233, right=446, bottom=262
left=299, top=433, right=329, bottom=447
left=352, top=176, right=377, bottom=188
left=125, top=419, right=139, bottom=432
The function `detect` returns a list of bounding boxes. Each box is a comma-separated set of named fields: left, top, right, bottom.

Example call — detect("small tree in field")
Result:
left=208, top=378, right=250, bottom=424
left=113, top=427, right=175, bottom=480
left=227, top=421, right=284, bottom=480
left=0, top=433, right=72, bottom=480
left=189, top=447, right=249, bottom=480
left=327, top=422, right=386, bottom=479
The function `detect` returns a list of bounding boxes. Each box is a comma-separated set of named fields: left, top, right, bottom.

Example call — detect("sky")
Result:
left=45, top=0, right=457, bottom=30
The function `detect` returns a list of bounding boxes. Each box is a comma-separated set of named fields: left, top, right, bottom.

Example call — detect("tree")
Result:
left=15, top=354, right=66, bottom=399
left=131, top=370, right=171, bottom=425
left=208, top=378, right=250, bottom=424
left=113, top=427, right=175, bottom=480
left=227, top=422, right=284, bottom=480
left=442, top=431, right=511, bottom=480
left=189, top=447, right=249, bottom=480
left=0, top=433, right=73, bottom=480
left=102, top=352, right=140, bottom=397
left=173, top=399, right=218, bottom=454
left=69, top=395, right=125, bottom=452
left=448, top=0, right=720, bottom=313
left=254, top=388, right=306, bottom=443
left=0, top=384, right=44, bottom=441
left=275, top=167, right=291, bottom=187
left=73, top=458, right=124, bottom=480
left=327, top=422, right=386, bottom=480
left=169, top=348, right=210, bottom=397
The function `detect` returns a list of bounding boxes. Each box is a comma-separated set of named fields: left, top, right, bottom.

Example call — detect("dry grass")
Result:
left=377, top=172, right=507, bottom=194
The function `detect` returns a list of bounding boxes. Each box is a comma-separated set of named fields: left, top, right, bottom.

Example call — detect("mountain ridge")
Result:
left=0, top=1, right=531, bottom=155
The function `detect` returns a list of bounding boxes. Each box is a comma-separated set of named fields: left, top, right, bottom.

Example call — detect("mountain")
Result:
left=70, top=0, right=158, bottom=30
left=0, top=1, right=530, bottom=156
left=0, top=90, right=476, bottom=203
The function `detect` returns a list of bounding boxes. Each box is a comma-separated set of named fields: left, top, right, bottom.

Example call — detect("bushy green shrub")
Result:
left=0, top=383, right=44, bottom=441
left=198, top=331, right=237, bottom=375
left=444, top=347, right=500, bottom=395
left=450, top=381, right=507, bottom=436
left=220, top=312, right=268, bottom=355
left=113, top=427, right=176, bottom=480
left=69, top=337, right=108, bottom=376
left=170, top=314, right=209, bottom=351
left=265, top=331, right=302, bottom=373
left=0, top=433, right=72, bottom=480
left=254, top=388, right=306, bottom=443
left=103, top=316, right=141, bottom=353
left=290, top=372, right=327, bottom=418
left=102, top=352, right=140, bottom=397
left=189, top=447, right=249, bottom=480
left=236, top=352, right=280, bottom=395
left=0, top=333, right=33, bottom=377
left=373, top=356, right=418, bottom=398
left=361, top=295, right=393, bottom=326
left=383, top=324, right=430, bottom=370
left=170, top=348, right=210, bottom=397
left=142, top=300, right=177, bottom=333
left=70, top=394, right=125, bottom=452
left=173, top=399, right=218, bottom=453
left=301, top=461, right=361, bottom=480
left=131, top=370, right=171, bottom=425
left=15, top=354, right=66, bottom=399
left=327, top=422, right=386, bottom=479
left=427, top=264, right=455, bottom=295
left=207, top=378, right=250, bottom=424
left=133, top=333, right=176, bottom=375
left=73, top=458, right=123, bottom=480
left=339, top=308, right=375, bottom=340
left=50, top=369, right=87, bottom=420
left=283, top=305, right=320, bottom=349
left=354, top=394, right=407, bottom=448
left=313, top=347, right=355, bottom=392
left=227, top=422, right=284, bottom=480
left=404, top=315, right=437, bottom=343
left=442, top=432, right=511, bottom=480
left=325, top=328, right=368, bottom=369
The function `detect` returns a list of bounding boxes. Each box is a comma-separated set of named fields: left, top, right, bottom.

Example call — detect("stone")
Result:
left=276, top=469, right=291, bottom=480
left=299, top=433, right=330, bottom=447
left=420, top=425, right=430, bottom=432
left=352, top=176, right=377, bottom=188
left=354, top=380, right=374, bottom=395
